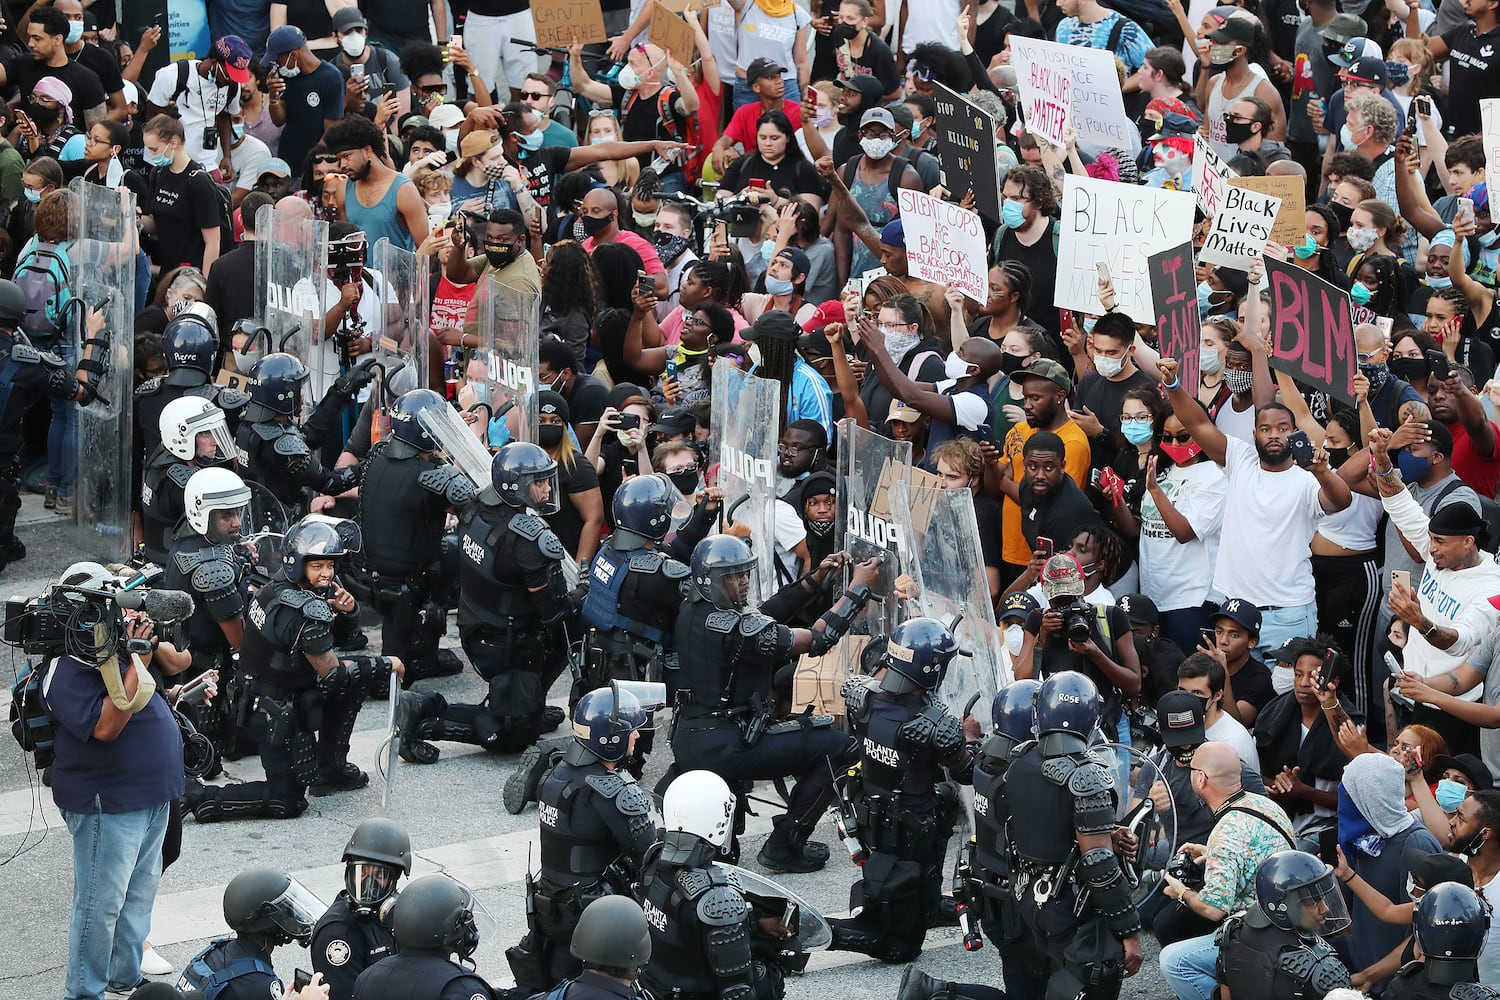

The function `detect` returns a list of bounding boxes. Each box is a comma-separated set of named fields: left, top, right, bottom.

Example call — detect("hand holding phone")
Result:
left=1425, top=348, right=1452, bottom=380
left=1316, top=647, right=1337, bottom=691
left=1391, top=569, right=1411, bottom=593
left=1035, top=536, right=1054, bottom=559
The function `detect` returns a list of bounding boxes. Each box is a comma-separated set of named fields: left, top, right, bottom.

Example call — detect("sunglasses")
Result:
left=520, top=90, right=550, bottom=100
left=313, top=153, right=339, bottom=164
left=1161, top=433, right=1194, bottom=444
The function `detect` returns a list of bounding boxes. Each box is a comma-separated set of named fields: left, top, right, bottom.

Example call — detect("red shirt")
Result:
left=1448, top=419, right=1500, bottom=499
left=583, top=230, right=665, bottom=274
left=721, top=98, right=803, bottom=149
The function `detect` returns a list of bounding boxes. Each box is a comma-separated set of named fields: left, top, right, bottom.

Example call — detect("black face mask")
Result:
left=806, top=517, right=836, bottom=537
left=580, top=213, right=614, bottom=237
left=1325, top=446, right=1350, bottom=469
left=485, top=243, right=521, bottom=269
left=1223, top=120, right=1255, bottom=145
left=1000, top=352, right=1027, bottom=375
left=1389, top=356, right=1429, bottom=383
left=538, top=424, right=565, bottom=448
left=1328, top=200, right=1354, bottom=230
left=830, top=23, right=859, bottom=43
left=668, top=469, right=699, bottom=494
left=1169, top=744, right=1199, bottom=767
left=26, top=99, right=60, bottom=130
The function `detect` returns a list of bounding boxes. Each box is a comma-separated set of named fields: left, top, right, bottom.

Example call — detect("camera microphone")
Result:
left=113, top=588, right=197, bottom=622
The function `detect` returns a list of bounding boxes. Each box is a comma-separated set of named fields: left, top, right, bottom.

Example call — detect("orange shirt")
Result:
left=1001, top=419, right=1093, bottom=566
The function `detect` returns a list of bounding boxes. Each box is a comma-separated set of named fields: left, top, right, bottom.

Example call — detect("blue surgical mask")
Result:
left=760, top=240, right=776, bottom=262
left=231, top=123, right=245, bottom=142
left=1199, top=346, right=1224, bottom=374
left=765, top=275, right=794, bottom=295
left=1121, top=418, right=1154, bottom=445
left=517, top=128, right=544, bottom=151
left=1197, top=281, right=1215, bottom=318
left=65, top=20, right=83, bottom=44
left=1294, top=233, right=1321, bottom=259
left=1479, top=230, right=1500, bottom=250
left=911, top=120, right=924, bottom=140
left=145, top=150, right=173, bottom=168
left=590, top=135, right=611, bottom=146
left=1350, top=281, right=1373, bottom=305
left=1396, top=448, right=1430, bottom=482
left=1001, top=198, right=1026, bottom=229
left=1435, top=778, right=1468, bottom=812
left=1082, top=316, right=1098, bottom=334
left=1427, top=274, right=1453, bottom=289
left=23, top=188, right=40, bottom=204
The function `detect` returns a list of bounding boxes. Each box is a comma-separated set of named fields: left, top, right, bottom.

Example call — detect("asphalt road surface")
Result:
left=0, top=494, right=1168, bottom=998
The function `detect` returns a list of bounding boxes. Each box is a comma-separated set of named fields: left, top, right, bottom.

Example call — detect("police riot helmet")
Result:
left=183, top=468, right=253, bottom=544
left=162, top=303, right=220, bottom=383
left=491, top=441, right=560, bottom=515
left=1255, top=850, right=1352, bottom=936
left=390, top=874, right=482, bottom=957
left=388, top=388, right=446, bottom=452
left=248, top=352, right=310, bottom=415
left=611, top=473, right=688, bottom=550
left=571, top=895, right=652, bottom=971
left=572, top=683, right=648, bottom=762
left=159, top=396, right=236, bottom=464
left=222, top=868, right=323, bottom=944
left=689, top=534, right=757, bottom=609
left=991, top=679, right=1041, bottom=743
left=1414, top=882, right=1489, bottom=983
left=342, top=818, right=412, bottom=915
left=879, top=616, right=959, bottom=694
left=0, top=279, right=26, bottom=326
left=662, top=769, right=736, bottom=849
left=1034, top=671, right=1100, bottom=754
left=282, top=514, right=361, bottom=580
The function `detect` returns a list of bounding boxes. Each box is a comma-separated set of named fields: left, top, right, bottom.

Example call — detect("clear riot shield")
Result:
left=835, top=421, right=913, bottom=661
left=69, top=179, right=137, bottom=562
left=721, top=864, right=833, bottom=950
left=1098, top=743, right=1177, bottom=905
left=415, top=397, right=494, bottom=494
left=370, top=239, right=432, bottom=394
left=255, top=206, right=329, bottom=403
left=709, top=363, right=780, bottom=603
left=462, top=273, right=539, bottom=445
left=891, top=480, right=1003, bottom=732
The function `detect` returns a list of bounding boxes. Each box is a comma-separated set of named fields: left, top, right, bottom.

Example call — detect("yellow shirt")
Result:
left=1001, top=419, right=1093, bottom=566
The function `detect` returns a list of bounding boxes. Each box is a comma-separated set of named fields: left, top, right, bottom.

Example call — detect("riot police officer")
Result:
left=505, top=685, right=656, bottom=992
left=237, top=352, right=370, bottom=515
left=186, top=516, right=404, bottom=820
left=1215, top=850, right=1352, bottom=1000
left=311, top=818, right=410, bottom=1000
left=134, top=303, right=248, bottom=464
left=673, top=534, right=878, bottom=873
left=0, top=281, right=110, bottom=567
left=640, top=770, right=796, bottom=1000
left=356, top=388, right=473, bottom=685
left=351, top=874, right=497, bottom=1000
left=140, top=396, right=239, bottom=564
left=829, top=617, right=974, bottom=963
left=162, top=468, right=254, bottom=757
left=178, top=868, right=322, bottom=999
left=1002, top=671, right=1142, bottom=1000
left=1382, top=882, right=1499, bottom=1000
left=561, top=896, right=653, bottom=1000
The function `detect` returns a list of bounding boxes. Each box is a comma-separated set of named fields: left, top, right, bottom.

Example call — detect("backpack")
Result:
left=1431, top=478, right=1500, bottom=555
left=168, top=59, right=240, bottom=117
left=841, top=154, right=914, bottom=204
left=9, top=659, right=57, bottom=769
left=13, top=242, right=71, bottom=345
left=153, top=165, right=236, bottom=255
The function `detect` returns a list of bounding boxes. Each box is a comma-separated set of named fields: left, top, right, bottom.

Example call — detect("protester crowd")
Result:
left=12, top=0, right=1500, bottom=998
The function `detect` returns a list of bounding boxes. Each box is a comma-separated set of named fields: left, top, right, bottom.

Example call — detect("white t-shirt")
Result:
left=229, top=134, right=272, bottom=192
left=1213, top=436, right=1326, bottom=608
left=1214, top=396, right=1256, bottom=444
left=1138, top=460, right=1227, bottom=611
left=898, top=0, right=962, bottom=50
left=1205, top=711, right=1258, bottom=769
left=289, top=270, right=399, bottom=398
left=146, top=60, right=242, bottom=171
left=773, top=497, right=808, bottom=582
left=1314, top=490, right=1382, bottom=550
left=1479, top=871, right=1500, bottom=986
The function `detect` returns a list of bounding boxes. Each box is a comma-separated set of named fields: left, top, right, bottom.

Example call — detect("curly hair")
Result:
left=931, top=438, right=984, bottom=482
left=1003, top=165, right=1057, bottom=217
left=399, top=41, right=445, bottom=82
left=910, top=42, right=972, bottom=92
left=1066, top=523, right=1123, bottom=587
left=541, top=241, right=598, bottom=319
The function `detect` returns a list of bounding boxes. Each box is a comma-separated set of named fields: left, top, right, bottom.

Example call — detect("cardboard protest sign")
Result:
left=1008, top=37, right=1138, bottom=153
left=1483, top=100, right=1500, bottom=224
left=898, top=189, right=988, bottom=303
left=531, top=0, right=607, bottom=48
left=1199, top=183, right=1283, bottom=271
left=1230, top=174, right=1306, bottom=247
left=651, top=2, right=695, bottom=64
left=1149, top=242, right=1202, bottom=395
left=1191, top=135, right=1235, bottom=219
left=1265, top=257, right=1357, bottom=405
left=1011, top=40, right=1072, bottom=146
left=1056, top=175, right=1196, bottom=320
left=931, top=82, right=1001, bottom=223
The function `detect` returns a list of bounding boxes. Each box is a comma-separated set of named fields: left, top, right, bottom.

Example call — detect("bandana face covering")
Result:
left=1161, top=440, right=1202, bottom=464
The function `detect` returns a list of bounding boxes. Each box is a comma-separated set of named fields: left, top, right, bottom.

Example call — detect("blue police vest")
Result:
left=178, top=939, right=280, bottom=1000
left=580, top=544, right=666, bottom=644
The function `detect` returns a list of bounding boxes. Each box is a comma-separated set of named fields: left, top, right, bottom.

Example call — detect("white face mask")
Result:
left=748, top=344, right=762, bottom=367
left=1095, top=354, right=1124, bottom=378
left=277, top=59, right=302, bottom=79
left=341, top=32, right=367, bottom=58
left=944, top=352, right=973, bottom=380
left=618, top=65, right=641, bottom=91
left=1003, top=623, right=1025, bottom=655
left=1199, top=346, right=1224, bottom=375
left=861, top=136, right=896, bottom=160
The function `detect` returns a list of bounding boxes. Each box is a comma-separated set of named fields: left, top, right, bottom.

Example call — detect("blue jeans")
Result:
left=1159, top=931, right=1220, bottom=1000
left=1259, top=600, right=1318, bottom=694
left=48, top=342, right=76, bottom=499
left=62, top=798, right=170, bottom=1000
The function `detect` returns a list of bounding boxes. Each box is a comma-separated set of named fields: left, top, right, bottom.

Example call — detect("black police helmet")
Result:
left=342, top=818, right=411, bottom=914
left=611, top=473, right=678, bottom=548
left=1415, top=882, right=1490, bottom=983
left=990, top=679, right=1041, bottom=744
left=281, top=516, right=354, bottom=580
left=163, top=304, right=220, bottom=383
left=572, top=684, right=647, bottom=762
left=390, top=875, right=481, bottom=957
left=0, top=279, right=26, bottom=326
left=1034, top=671, right=1100, bottom=750
left=570, top=895, right=652, bottom=969
left=880, top=616, right=959, bottom=693
left=491, top=441, right=559, bottom=513
left=222, top=868, right=321, bottom=944
left=249, top=352, right=310, bottom=415
left=1255, top=850, right=1343, bottom=933
left=388, top=388, right=445, bottom=452
left=689, top=533, right=756, bottom=608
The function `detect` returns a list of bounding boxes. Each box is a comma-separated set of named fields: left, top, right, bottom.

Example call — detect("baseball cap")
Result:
left=652, top=407, right=696, bottom=436
left=1339, top=55, right=1390, bottom=87
left=264, top=24, right=307, bottom=59
left=332, top=6, right=368, bottom=32
left=121, top=80, right=138, bottom=106
left=797, top=331, right=834, bottom=358
left=1040, top=553, right=1086, bottom=600
left=428, top=104, right=466, bottom=130
left=802, top=300, right=845, bottom=333
left=744, top=309, right=800, bottom=343
left=212, top=34, right=253, bottom=85
left=775, top=246, right=811, bottom=277
left=1215, top=598, right=1261, bottom=637
left=458, top=130, right=496, bottom=165
left=1206, top=17, right=1256, bottom=45
left=1267, top=639, right=1301, bottom=665
left=1156, top=690, right=1206, bottom=748
left=1016, top=358, right=1072, bottom=393
left=1433, top=753, right=1494, bottom=791
left=839, top=75, right=885, bottom=105
left=1150, top=113, right=1200, bottom=141
left=1320, top=13, right=1367, bottom=46
left=1117, top=593, right=1159, bottom=627
left=859, top=107, right=897, bottom=131
left=887, top=399, right=922, bottom=423
left=1332, top=37, right=1382, bottom=69
left=257, top=158, right=292, bottom=180
left=879, top=217, right=905, bottom=248
left=746, top=57, right=785, bottom=84
left=999, top=591, right=1040, bottom=623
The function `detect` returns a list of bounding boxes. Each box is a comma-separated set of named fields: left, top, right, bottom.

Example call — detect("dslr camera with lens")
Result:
left=1167, top=849, right=1206, bottom=889
left=1056, top=600, right=1095, bottom=644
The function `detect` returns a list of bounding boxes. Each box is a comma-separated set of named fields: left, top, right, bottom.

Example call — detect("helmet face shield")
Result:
left=204, top=499, right=253, bottom=545
left=346, top=861, right=400, bottom=910
left=195, top=418, right=238, bottom=465
left=521, top=467, right=561, bottom=516
left=267, top=876, right=324, bottom=943
left=710, top=562, right=757, bottom=609
left=1287, top=870, right=1352, bottom=936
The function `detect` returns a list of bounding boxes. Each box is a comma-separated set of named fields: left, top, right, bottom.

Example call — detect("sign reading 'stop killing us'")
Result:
left=931, top=82, right=1001, bottom=223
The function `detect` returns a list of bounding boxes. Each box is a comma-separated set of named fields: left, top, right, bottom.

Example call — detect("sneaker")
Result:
left=105, top=979, right=146, bottom=997
left=756, top=837, right=829, bottom=874
left=54, top=494, right=73, bottom=516
left=309, top=762, right=368, bottom=796
left=140, top=944, right=175, bottom=976
left=503, top=739, right=562, bottom=814
left=43, top=486, right=56, bottom=509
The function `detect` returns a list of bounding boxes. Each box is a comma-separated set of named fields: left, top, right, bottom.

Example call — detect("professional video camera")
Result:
left=3, top=584, right=195, bottom=660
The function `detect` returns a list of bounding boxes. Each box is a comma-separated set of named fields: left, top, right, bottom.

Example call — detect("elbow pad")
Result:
left=334, top=655, right=394, bottom=698
left=1078, top=846, right=1141, bottom=939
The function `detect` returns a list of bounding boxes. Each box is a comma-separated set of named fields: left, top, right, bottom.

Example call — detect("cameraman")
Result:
left=40, top=563, right=184, bottom=1000
left=1016, top=551, right=1141, bottom=745
left=1157, top=742, right=1295, bottom=1000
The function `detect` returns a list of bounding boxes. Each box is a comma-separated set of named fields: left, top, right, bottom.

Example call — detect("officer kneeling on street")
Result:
left=1382, top=881, right=1500, bottom=1000
left=179, top=868, right=324, bottom=999
left=187, top=516, right=404, bottom=820
left=672, top=534, right=880, bottom=872
left=546, top=895, right=653, bottom=1000
left=1216, top=850, right=1351, bottom=1000
left=139, top=395, right=240, bottom=565
left=311, top=817, right=412, bottom=1000
left=830, top=616, right=975, bottom=963
left=352, top=874, right=496, bottom=1000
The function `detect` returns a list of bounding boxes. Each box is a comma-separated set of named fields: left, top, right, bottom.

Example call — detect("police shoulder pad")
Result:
left=585, top=771, right=628, bottom=799
left=1066, top=757, right=1113, bottom=798
left=272, top=433, right=310, bottom=457
left=705, top=610, right=738, bottom=634
left=738, top=612, right=774, bottom=636
left=661, top=557, right=690, bottom=580
left=191, top=558, right=238, bottom=594
left=417, top=467, right=452, bottom=496
left=1451, top=984, right=1500, bottom=1000
left=840, top=675, right=878, bottom=718
left=676, top=867, right=712, bottom=898
left=616, top=780, right=652, bottom=817
left=217, top=387, right=250, bottom=411
left=38, top=349, right=66, bottom=368
left=1040, top=754, right=1076, bottom=788
left=508, top=512, right=547, bottom=540
left=135, top=375, right=166, bottom=396
left=278, top=587, right=335, bottom=622
left=696, top=883, right=748, bottom=925
left=167, top=462, right=195, bottom=488
left=628, top=550, right=664, bottom=573
left=8, top=342, right=40, bottom=364
left=252, top=422, right=289, bottom=442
